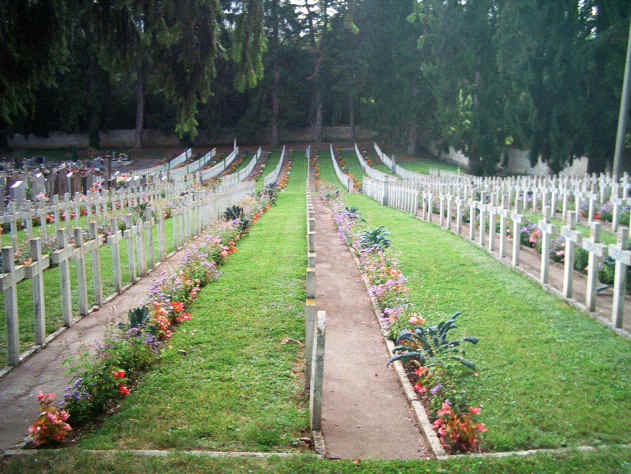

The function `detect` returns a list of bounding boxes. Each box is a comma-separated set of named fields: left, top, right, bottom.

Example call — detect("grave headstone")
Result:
left=9, top=180, right=25, bottom=206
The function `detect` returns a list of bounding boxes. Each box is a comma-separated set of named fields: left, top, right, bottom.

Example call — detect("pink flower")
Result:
left=469, top=406, right=481, bottom=415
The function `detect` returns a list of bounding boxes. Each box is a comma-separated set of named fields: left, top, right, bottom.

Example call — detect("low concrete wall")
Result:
left=431, top=144, right=589, bottom=176
left=9, top=126, right=377, bottom=149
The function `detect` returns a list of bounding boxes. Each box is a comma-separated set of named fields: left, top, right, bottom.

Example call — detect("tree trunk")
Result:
left=349, top=92, right=355, bottom=142
left=88, top=54, right=100, bottom=149
left=271, top=69, right=280, bottom=146
left=407, top=121, right=418, bottom=155
left=312, top=87, right=323, bottom=142
left=270, top=0, right=280, bottom=147
left=134, top=58, right=145, bottom=149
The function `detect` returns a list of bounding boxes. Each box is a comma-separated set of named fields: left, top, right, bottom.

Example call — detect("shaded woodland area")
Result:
left=2, top=0, right=630, bottom=173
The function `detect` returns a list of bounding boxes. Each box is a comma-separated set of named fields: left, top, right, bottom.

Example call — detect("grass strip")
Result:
left=318, top=148, right=631, bottom=452
left=4, top=445, right=631, bottom=473
left=74, top=157, right=308, bottom=452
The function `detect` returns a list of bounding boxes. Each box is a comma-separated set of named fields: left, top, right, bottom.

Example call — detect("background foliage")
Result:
left=2, top=0, right=630, bottom=173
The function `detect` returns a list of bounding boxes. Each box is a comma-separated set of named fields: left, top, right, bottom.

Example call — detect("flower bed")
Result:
left=27, top=193, right=274, bottom=447
left=322, top=184, right=486, bottom=453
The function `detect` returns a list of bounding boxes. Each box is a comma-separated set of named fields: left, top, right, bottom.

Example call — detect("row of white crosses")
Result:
left=0, top=182, right=186, bottom=253
left=373, top=144, right=631, bottom=234
left=361, top=177, right=419, bottom=215
left=417, top=187, right=630, bottom=331
left=0, top=181, right=256, bottom=367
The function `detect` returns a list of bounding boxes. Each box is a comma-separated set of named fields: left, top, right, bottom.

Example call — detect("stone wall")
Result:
left=431, top=144, right=589, bottom=176
left=9, top=126, right=377, bottom=149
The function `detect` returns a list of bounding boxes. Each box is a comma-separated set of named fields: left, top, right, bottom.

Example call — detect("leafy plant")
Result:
left=360, top=225, right=391, bottom=250
left=119, top=306, right=151, bottom=332
left=224, top=205, right=244, bottom=221
left=387, top=312, right=478, bottom=370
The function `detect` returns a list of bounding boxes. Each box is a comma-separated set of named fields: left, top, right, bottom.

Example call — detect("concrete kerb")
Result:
left=2, top=448, right=313, bottom=460
left=415, top=216, right=631, bottom=341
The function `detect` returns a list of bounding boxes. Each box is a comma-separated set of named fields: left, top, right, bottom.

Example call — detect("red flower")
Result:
left=111, top=369, right=126, bottom=379
left=118, top=384, right=130, bottom=396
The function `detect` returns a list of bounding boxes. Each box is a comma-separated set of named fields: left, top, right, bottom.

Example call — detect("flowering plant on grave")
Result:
left=432, top=399, right=487, bottom=453
left=600, top=202, right=613, bottom=222
left=28, top=392, right=72, bottom=446
left=550, top=236, right=565, bottom=263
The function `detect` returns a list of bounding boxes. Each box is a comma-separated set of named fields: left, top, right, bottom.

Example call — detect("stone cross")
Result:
left=124, top=214, right=137, bottom=282
left=608, top=227, right=631, bottom=329
left=135, top=216, right=146, bottom=276
left=88, top=222, right=103, bottom=306
left=469, top=201, right=476, bottom=241
left=25, top=238, right=50, bottom=345
left=511, top=211, right=523, bottom=268
left=157, top=206, right=166, bottom=261
left=439, top=194, right=445, bottom=228
left=1, top=247, right=24, bottom=366
left=498, top=208, right=509, bottom=259
left=445, top=194, right=452, bottom=231
left=455, top=198, right=463, bottom=235
left=51, top=229, right=74, bottom=327
left=52, top=195, right=60, bottom=234
left=72, top=227, right=90, bottom=316
left=488, top=195, right=496, bottom=252
left=478, top=201, right=487, bottom=247
left=538, top=208, right=557, bottom=285
left=550, top=188, right=558, bottom=218
left=107, top=217, right=123, bottom=294
left=561, top=212, right=582, bottom=299
left=143, top=208, right=154, bottom=270
left=562, top=189, right=569, bottom=220
left=582, top=222, right=607, bottom=312
left=587, top=191, right=598, bottom=223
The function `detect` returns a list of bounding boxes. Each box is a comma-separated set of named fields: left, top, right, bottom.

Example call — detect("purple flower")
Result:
left=431, top=384, right=442, bottom=395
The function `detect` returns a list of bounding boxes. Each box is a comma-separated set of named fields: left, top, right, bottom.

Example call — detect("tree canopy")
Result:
left=2, top=0, right=630, bottom=174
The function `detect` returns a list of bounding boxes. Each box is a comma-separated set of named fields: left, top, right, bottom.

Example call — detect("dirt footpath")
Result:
left=314, top=197, right=429, bottom=460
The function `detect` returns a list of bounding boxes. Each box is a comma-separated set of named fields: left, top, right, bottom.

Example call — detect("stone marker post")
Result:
left=1, top=247, right=21, bottom=365
left=27, top=238, right=48, bottom=345
left=310, top=310, right=326, bottom=432
left=538, top=208, right=557, bottom=285
left=511, top=211, right=523, bottom=268
left=52, top=229, right=74, bottom=327
left=561, top=212, right=582, bottom=299
left=609, top=228, right=631, bottom=329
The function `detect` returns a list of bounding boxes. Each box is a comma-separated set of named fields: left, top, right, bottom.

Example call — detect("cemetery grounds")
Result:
left=2, top=147, right=631, bottom=473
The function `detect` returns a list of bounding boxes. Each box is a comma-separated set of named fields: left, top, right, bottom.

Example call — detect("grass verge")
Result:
left=73, top=158, right=308, bottom=451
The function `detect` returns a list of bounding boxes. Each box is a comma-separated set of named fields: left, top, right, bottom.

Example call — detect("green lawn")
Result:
left=75, top=156, right=308, bottom=451
left=318, top=147, right=631, bottom=452
left=398, top=156, right=462, bottom=175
